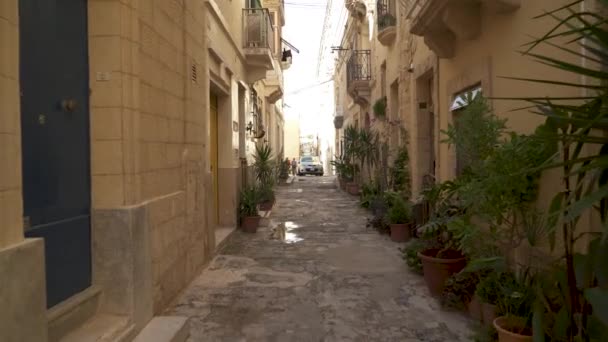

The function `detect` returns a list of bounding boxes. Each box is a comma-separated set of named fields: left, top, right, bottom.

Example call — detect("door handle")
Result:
left=61, top=99, right=78, bottom=112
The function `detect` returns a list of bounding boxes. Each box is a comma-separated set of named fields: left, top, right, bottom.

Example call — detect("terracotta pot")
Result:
left=241, top=216, right=261, bottom=233
left=338, top=178, right=345, bottom=189
left=468, top=294, right=483, bottom=322
left=259, top=200, right=274, bottom=211
left=418, top=249, right=467, bottom=296
left=482, top=302, right=498, bottom=328
left=390, top=223, right=411, bottom=242
left=493, top=317, right=532, bottom=342
left=347, top=183, right=360, bottom=195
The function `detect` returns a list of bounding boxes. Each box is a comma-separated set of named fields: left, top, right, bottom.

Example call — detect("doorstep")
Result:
left=215, top=226, right=237, bottom=251
left=60, top=314, right=134, bottom=342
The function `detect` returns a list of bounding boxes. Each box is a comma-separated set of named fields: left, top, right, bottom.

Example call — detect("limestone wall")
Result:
left=0, top=0, right=22, bottom=249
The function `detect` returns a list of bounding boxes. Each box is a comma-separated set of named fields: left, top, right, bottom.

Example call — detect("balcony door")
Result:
left=246, top=0, right=262, bottom=8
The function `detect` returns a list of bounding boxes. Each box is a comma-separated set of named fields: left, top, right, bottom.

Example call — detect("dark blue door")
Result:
left=19, top=0, right=92, bottom=308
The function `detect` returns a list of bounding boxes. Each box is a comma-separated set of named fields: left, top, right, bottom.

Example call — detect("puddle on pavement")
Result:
left=270, top=221, right=304, bottom=244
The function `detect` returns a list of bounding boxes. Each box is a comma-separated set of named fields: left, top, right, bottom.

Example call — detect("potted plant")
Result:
left=387, top=197, right=412, bottom=242
left=258, top=183, right=275, bottom=211
left=475, top=272, right=501, bottom=328
left=239, top=186, right=260, bottom=233
left=493, top=273, right=534, bottom=342
left=416, top=184, right=467, bottom=296
left=441, top=270, right=483, bottom=319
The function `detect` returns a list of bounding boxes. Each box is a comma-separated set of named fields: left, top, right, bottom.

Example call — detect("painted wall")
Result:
left=284, top=115, right=301, bottom=159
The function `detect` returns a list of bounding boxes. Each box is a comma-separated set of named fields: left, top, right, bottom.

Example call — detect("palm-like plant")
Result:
left=501, top=1, right=608, bottom=339
left=253, top=144, right=276, bottom=187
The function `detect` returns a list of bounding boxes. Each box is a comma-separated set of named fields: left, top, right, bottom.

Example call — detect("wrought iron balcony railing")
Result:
left=377, top=0, right=397, bottom=31
left=243, top=8, right=275, bottom=51
left=347, top=50, right=372, bottom=87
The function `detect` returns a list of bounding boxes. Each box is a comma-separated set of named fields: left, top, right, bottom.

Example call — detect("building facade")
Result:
left=0, top=0, right=290, bottom=341
left=333, top=0, right=589, bottom=197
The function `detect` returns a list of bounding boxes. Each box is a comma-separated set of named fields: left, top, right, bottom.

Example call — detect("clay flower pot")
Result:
left=468, top=294, right=483, bottom=322
left=493, top=317, right=532, bottom=342
left=482, top=302, right=498, bottom=328
left=347, top=183, right=360, bottom=195
left=418, top=249, right=467, bottom=296
left=390, top=223, right=411, bottom=242
left=241, top=216, right=261, bottom=233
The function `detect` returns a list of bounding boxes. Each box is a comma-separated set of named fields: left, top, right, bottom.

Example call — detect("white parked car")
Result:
left=298, top=156, right=324, bottom=176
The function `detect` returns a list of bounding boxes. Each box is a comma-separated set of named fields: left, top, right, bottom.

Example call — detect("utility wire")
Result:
left=316, top=0, right=334, bottom=79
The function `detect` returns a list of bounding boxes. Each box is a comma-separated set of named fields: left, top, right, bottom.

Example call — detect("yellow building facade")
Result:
left=334, top=0, right=592, bottom=197
left=0, top=0, right=290, bottom=341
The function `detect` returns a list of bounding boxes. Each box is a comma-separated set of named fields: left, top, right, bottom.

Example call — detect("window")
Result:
left=451, top=85, right=482, bottom=176
left=450, top=85, right=482, bottom=111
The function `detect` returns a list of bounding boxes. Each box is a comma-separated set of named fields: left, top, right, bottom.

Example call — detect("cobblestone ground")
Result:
left=166, top=176, right=472, bottom=341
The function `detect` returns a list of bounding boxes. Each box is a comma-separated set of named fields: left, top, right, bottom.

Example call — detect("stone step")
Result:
left=133, top=317, right=189, bottom=342
left=48, top=286, right=102, bottom=342
left=60, top=314, right=134, bottom=342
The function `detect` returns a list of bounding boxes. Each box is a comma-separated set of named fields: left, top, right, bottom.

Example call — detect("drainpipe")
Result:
left=434, top=54, right=440, bottom=181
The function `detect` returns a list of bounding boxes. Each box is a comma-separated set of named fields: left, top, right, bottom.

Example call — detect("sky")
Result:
left=281, top=0, right=346, bottom=160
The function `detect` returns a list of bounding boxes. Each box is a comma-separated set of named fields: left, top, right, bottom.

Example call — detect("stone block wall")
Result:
left=0, top=0, right=23, bottom=249
left=88, top=0, right=212, bottom=314
left=136, top=0, right=211, bottom=313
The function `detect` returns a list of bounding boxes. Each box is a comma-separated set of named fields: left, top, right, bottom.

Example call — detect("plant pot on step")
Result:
left=418, top=249, right=467, bottom=296
left=241, top=216, right=261, bottom=233
left=390, top=223, right=411, bottom=242
left=481, top=302, right=498, bottom=328
left=259, top=200, right=274, bottom=211
left=347, top=182, right=360, bottom=195
left=467, top=294, right=483, bottom=322
left=493, top=317, right=532, bottom=342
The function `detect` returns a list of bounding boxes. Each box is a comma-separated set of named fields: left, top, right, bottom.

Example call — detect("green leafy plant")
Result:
left=387, top=197, right=411, bottom=224
left=239, top=185, right=259, bottom=217
left=253, top=144, right=276, bottom=187
left=442, top=94, right=506, bottom=173
left=279, top=158, right=289, bottom=180
left=401, top=239, right=430, bottom=275
left=501, top=2, right=608, bottom=339
left=258, top=183, right=275, bottom=204
left=360, top=181, right=381, bottom=209
left=390, top=143, right=411, bottom=197
left=373, top=97, right=387, bottom=119
left=441, top=271, right=484, bottom=311
left=495, top=271, right=535, bottom=336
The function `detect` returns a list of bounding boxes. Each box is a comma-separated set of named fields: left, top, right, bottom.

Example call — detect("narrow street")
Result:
left=167, top=176, right=471, bottom=341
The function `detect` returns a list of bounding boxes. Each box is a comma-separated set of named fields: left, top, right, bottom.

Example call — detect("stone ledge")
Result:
left=48, top=286, right=102, bottom=342
left=0, top=238, right=47, bottom=342
left=133, top=316, right=189, bottom=342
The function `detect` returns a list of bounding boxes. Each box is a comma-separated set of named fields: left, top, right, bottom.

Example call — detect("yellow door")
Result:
left=210, top=93, right=219, bottom=224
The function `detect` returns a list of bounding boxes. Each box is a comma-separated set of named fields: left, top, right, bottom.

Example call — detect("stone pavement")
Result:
left=166, top=176, right=472, bottom=341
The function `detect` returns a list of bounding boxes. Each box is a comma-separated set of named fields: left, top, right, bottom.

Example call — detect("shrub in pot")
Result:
left=239, top=186, right=260, bottom=233
left=417, top=201, right=467, bottom=296
left=387, top=197, right=412, bottom=242
left=440, top=270, right=484, bottom=321
left=493, top=273, right=534, bottom=342
left=475, top=272, right=502, bottom=328
left=258, top=184, right=275, bottom=211
left=400, top=239, right=428, bottom=275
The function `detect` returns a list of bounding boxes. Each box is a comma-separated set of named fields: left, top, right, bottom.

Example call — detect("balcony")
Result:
left=243, top=8, right=275, bottom=82
left=345, top=0, right=367, bottom=20
left=407, top=0, right=520, bottom=58
left=262, top=60, right=284, bottom=104
left=347, top=50, right=372, bottom=106
left=377, top=0, right=397, bottom=46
